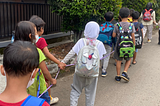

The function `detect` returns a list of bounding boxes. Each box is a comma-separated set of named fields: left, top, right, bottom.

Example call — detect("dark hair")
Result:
left=3, top=41, right=39, bottom=77
left=29, top=15, right=45, bottom=31
left=132, top=11, right=140, bottom=20
left=14, top=21, right=36, bottom=43
left=119, top=7, right=130, bottom=18
left=146, top=2, right=152, bottom=10
left=130, top=9, right=135, bottom=17
left=104, top=12, right=114, bottom=21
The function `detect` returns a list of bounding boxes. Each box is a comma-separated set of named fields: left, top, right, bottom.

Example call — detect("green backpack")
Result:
left=117, top=23, right=135, bottom=58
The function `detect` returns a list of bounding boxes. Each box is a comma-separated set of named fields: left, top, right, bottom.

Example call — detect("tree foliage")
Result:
left=122, top=0, right=159, bottom=20
left=122, top=0, right=152, bottom=13
left=48, top=0, right=122, bottom=41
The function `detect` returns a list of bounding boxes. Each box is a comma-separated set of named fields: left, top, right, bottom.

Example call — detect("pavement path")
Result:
left=0, top=30, right=160, bottom=106
left=51, top=30, right=160, bottom=106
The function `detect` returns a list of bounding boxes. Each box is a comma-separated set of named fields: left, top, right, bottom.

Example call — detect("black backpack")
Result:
left=117, top=23, right=135, bottom=58
left=134, top=22, right=143, bottom=49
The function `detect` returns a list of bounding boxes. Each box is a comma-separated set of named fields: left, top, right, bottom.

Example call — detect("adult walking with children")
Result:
left=140, top=2, right=157, bottom=43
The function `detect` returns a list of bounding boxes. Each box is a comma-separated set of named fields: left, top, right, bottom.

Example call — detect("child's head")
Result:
left=29, top=15, right=45, bottom=36
left=15, top=21, right=36, bottom=43
left=84, top=21, right=100, bottom=39
left=146, top=2, right=152, bottom=10
left=132, top=11, right=140, bottom=20
left=119, top=7, right=130, bottom=19
left=129, top=9, right=135, bottom=17
left=1, top=41, right=39, bottom=78
left=104, top=11, right=114, bottom=22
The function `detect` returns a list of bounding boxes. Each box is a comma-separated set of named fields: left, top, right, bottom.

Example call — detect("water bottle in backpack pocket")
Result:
left=75, top=38, right=100, bottom=77
left=97, top=22, right=114, bottom=47
left=117, top=23, right=135, bottom=58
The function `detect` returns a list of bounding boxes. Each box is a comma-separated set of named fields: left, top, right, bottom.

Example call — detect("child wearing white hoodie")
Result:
left=62, top=21, right=106, bottom=106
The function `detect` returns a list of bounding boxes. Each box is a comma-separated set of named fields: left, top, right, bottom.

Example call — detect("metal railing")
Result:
left=0, top=2, right=63, bottom=39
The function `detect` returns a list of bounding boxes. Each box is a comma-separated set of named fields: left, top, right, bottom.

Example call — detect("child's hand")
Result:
left=58, top=62, right=66, bottom=70
left=51, top=79, right=57, bottom=85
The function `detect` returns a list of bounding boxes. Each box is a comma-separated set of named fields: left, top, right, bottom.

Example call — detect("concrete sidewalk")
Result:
left=51, top=30, right=160, bottom=106
left=0, top=30, right=160, bottom=106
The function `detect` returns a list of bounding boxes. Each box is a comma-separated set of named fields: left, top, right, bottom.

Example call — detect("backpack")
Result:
left=21, top=95, right=45, bottom=106
left=75, top=38, right=100, bottom=77
left=117, top=23, right=135, bottom=58
left=143, top=9, right=152, bottom=22
left=97, top=22, right=114, bottom=47
left=134, top=22, right=143, bottom=49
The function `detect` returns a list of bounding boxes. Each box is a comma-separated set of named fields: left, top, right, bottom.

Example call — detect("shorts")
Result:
left=39, top=91, right=50, bottom=105
left=135, top=49, right=138, bottom=53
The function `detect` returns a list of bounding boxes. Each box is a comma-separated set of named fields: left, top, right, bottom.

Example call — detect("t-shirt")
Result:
left=0, top=96, right=49, bottom=106
left=36, top=37, right=48, bottom=51
left=27, top=48, right=47, bottom=96
left=72, top=38, right=106, bottom=59
left=133, top=22, right=144, bottom=29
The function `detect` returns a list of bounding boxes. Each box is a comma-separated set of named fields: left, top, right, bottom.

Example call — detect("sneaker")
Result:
left=148, top=39, right=151, bottom=43
left=115, top=76, right=121, bottom=83
left=102, top=71, right=107, bottom=77
left=121, top=72, right=129, bottom=82
left=50, top=96, right=59, bottom=104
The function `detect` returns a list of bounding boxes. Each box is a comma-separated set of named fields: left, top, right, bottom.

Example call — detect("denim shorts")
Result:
left=39, top=91, right=50, bottom=105
left=135, top=49, right=138, bottom=53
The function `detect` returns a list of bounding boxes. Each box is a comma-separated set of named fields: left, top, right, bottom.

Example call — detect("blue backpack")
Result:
left=21, top=95, right=45, bottom=106
left=97, top=22, right=114, bottom=47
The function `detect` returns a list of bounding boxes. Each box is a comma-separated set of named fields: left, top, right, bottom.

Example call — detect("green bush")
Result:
left=122, top=0, right=153, bottom=13
left=48, top=0, right=122, bottom=42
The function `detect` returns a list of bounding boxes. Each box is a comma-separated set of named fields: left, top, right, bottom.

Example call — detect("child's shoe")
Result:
left=102, top=71, right=107, bottom=77
left=121, top=72, right=129, bottom=82
left=148, top=39, right=151, bottom=43
left=50, top=96, right=59, bottom=104
left=115, top=76, right=121, bottom=83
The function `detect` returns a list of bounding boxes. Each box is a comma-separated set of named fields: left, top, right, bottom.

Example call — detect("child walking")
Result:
left=132, top=11, right=144, bottom=64
left=97, top=11, right=114, bottom=76
left=0, top=41, right=49, bottom=106
left=29, top=15, right=66, bottom=104
left=62, top=21, right=106, bottom=106
left=14, top=21, right=59, bottom=105
left=112, top=7, right=136, bottom=82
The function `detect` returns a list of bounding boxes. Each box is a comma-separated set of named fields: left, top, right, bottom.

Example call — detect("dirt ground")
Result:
left=47, top=42, right=75, bottom=78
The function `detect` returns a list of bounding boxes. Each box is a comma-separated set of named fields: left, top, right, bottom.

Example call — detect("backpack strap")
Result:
left=21, top=95, right=45, bottom=106
left=149, top=9, right=152, bottom=12
left=145, top=9, right=148, bottom=12
left=135, top=22, right=141, bottom=29
left=36, top=69, right=41, bottom=97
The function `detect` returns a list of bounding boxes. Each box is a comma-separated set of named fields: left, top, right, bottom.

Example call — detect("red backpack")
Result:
left=143, top=9, right=152, bottom=21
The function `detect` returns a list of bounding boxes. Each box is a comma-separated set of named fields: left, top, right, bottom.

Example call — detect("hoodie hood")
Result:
left=84, top=21, right=100, bottom=39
